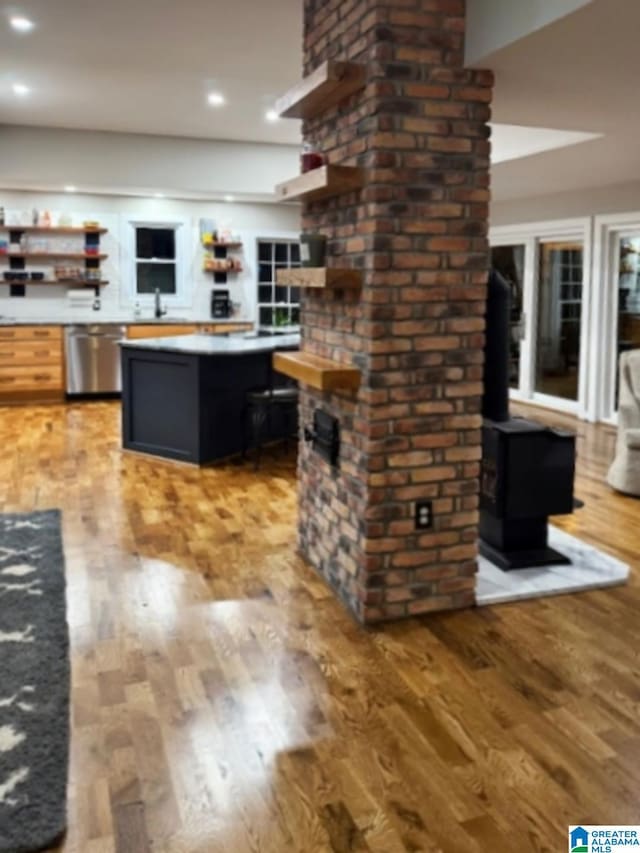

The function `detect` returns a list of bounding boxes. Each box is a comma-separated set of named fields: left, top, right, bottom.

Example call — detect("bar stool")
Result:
left=243, top=380, right=299, bottom=470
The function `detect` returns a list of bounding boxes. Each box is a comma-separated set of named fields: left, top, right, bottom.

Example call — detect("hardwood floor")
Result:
left=0, top=400, right=638, bottom=853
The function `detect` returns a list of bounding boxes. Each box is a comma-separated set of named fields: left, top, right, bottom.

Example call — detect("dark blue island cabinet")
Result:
left=120, top=333, right=300, bottom=464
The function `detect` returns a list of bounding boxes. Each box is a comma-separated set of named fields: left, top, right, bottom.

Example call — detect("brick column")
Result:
left=297, top=0, right=493, bottom=623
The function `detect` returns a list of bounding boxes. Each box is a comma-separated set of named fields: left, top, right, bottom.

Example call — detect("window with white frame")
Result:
left=135, top=226, right=177, bottom=294
left=257, top=239, right=300, bottom=330
left=123, top=218, right=189, bottom=305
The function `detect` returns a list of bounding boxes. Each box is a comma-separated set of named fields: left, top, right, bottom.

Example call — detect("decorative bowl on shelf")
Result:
left=30, top=272, right=45, bottom=281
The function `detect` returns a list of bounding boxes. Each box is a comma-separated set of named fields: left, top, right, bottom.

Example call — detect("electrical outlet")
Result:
left=414, top=500, right=433, bottom=530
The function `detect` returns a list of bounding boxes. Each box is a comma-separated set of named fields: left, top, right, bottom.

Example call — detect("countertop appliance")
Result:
left=211, top=289, right=231, bottom=318
left=65, top=324, right=127, bottom=394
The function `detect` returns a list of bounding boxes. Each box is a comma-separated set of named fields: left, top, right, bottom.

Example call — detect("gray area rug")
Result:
left=0, top=510, right=69, bottom=853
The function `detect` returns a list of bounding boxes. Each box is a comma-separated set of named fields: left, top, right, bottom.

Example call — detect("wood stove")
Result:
left=480, top=271, right=577, bottom=570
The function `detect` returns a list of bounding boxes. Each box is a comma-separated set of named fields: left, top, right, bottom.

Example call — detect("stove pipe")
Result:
left=482, top=269, right=510, bottom=423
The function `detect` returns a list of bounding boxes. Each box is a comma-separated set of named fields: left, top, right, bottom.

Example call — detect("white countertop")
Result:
left=120, top=332, right=300, bottom=356
left=0, top=316, right=253, bottom=327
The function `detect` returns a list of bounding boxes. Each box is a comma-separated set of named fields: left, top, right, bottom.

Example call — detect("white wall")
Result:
left=465, top=0, right=593, bottom=64
left=0, top=126, right=300, bottom=203
left=491, top=180, right=640, bottom=228
left=0, top=189, right=299, bottom=323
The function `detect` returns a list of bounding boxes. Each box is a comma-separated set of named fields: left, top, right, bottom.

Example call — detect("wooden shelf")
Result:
left=276, top=267, right=362, bottom=289
left=273, top=350, right=361, bottom=391
left=0, top=226, right=107, bottom=235
left=276, top=61, right=366, bottom=120
left=203, top=242, right=242, bottom=250
left=275, top=165, right=364, bottom=203
left=2, top=280, right=110, bottom=286
left=2, top=253, right=107, bottom=260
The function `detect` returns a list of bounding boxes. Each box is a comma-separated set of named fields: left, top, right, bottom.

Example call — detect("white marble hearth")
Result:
left=476, top=525, right=630, bottom=606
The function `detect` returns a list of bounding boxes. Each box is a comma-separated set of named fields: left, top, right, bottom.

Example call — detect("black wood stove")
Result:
left=479, top=271, right=577, bottom=570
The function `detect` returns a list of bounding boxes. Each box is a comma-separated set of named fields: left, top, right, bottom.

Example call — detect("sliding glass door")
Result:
left=534, top=241, right=584, bottom=403
left=614, top=235, right=640, bottom=405
left=490, top=219, right=591, bottom=418
left=592, top=215, right=640, bottom=422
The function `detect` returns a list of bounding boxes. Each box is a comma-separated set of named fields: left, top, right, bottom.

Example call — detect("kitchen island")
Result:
left=120, top=333, right=300, bottom=464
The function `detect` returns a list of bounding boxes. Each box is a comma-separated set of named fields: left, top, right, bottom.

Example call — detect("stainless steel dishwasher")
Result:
left=65, top=324, right=127, bottom=394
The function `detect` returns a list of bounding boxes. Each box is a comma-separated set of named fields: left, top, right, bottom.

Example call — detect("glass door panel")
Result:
left=615, top=235, right=640, bottom=407
left=490, top=244, right=525, bottom=389
left=534, top=241, right=583, bottom=402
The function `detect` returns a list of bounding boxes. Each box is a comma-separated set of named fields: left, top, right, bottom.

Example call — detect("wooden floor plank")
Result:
left=0, top=400, right=637, bottom=853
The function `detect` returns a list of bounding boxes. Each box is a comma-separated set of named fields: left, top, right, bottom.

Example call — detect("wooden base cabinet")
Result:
left=0, top=326, right=64, bottom=404
left=0, top=323, right=255, bottom=405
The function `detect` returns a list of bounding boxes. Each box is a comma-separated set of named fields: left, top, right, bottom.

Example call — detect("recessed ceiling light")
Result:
left=224, top=195, right=234, bottom=202
left=265, top=109, right=279, bottom=123
left=12, top=82, right=30, bottom=97
left=207, top=92, right=225, bottom=107
left=64, top=185, right=76, bottom=193
left=9, top=15, right=34, bottom=32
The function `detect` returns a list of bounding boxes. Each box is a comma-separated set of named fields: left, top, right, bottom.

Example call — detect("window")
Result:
left=123, top=218, right=189, bottom=306
left=257, top=239, right=300, bottom=330
left=135, top=227, right=176, bottom=294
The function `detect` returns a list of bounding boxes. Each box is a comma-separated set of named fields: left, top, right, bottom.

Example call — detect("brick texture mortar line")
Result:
left=297, top=0, right=493, bottom=623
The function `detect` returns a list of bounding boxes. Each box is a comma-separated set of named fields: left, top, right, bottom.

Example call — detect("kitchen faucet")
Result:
left=154, top=288, right=167, bottom=319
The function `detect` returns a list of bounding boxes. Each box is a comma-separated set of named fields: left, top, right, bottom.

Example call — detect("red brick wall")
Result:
left=297, top=0, right=493, bottom=622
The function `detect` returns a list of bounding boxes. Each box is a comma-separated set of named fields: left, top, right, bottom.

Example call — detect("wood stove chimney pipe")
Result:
left=482, top=269, right=511, bottom=423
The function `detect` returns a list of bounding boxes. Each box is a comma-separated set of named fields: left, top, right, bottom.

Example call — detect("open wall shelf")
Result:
left=1, top=223, right=107, bottom=298
left=203, top=241, right=242, bottom=250
left=202, top=240, right=242, bottom=284
left=273, top=350, right=361, bottom=391
left=0, top=226, right=107, bottom=235
left=276, top=60, right=366, bottom=120
left=2, top=252, right=107, bottom=260
left=276, top=267, right=362, bottom=289
left=1, top=279, right=110, bottom=287
left=276, top=165, right=364, bottom=203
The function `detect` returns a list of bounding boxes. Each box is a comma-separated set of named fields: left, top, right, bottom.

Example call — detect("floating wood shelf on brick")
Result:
left=273, top=351, right=361, bottom=391
left=276, top=60, right=366, bottom=120
left=275, top=166, right=364, bottom=203
left=276, top=267, right=362, bottom=289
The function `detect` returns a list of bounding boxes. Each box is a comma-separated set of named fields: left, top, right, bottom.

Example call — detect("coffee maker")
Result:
left=211, top=289, right=232, bottom=319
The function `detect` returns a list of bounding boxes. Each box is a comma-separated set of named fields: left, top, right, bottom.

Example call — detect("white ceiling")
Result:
left=488, top=0, right=640, bottom=201
left=0, top=0, right=302, bottom=144
left=1, top=0, right=639, bottom=203
left=490, top=124, right=600, bottom=166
